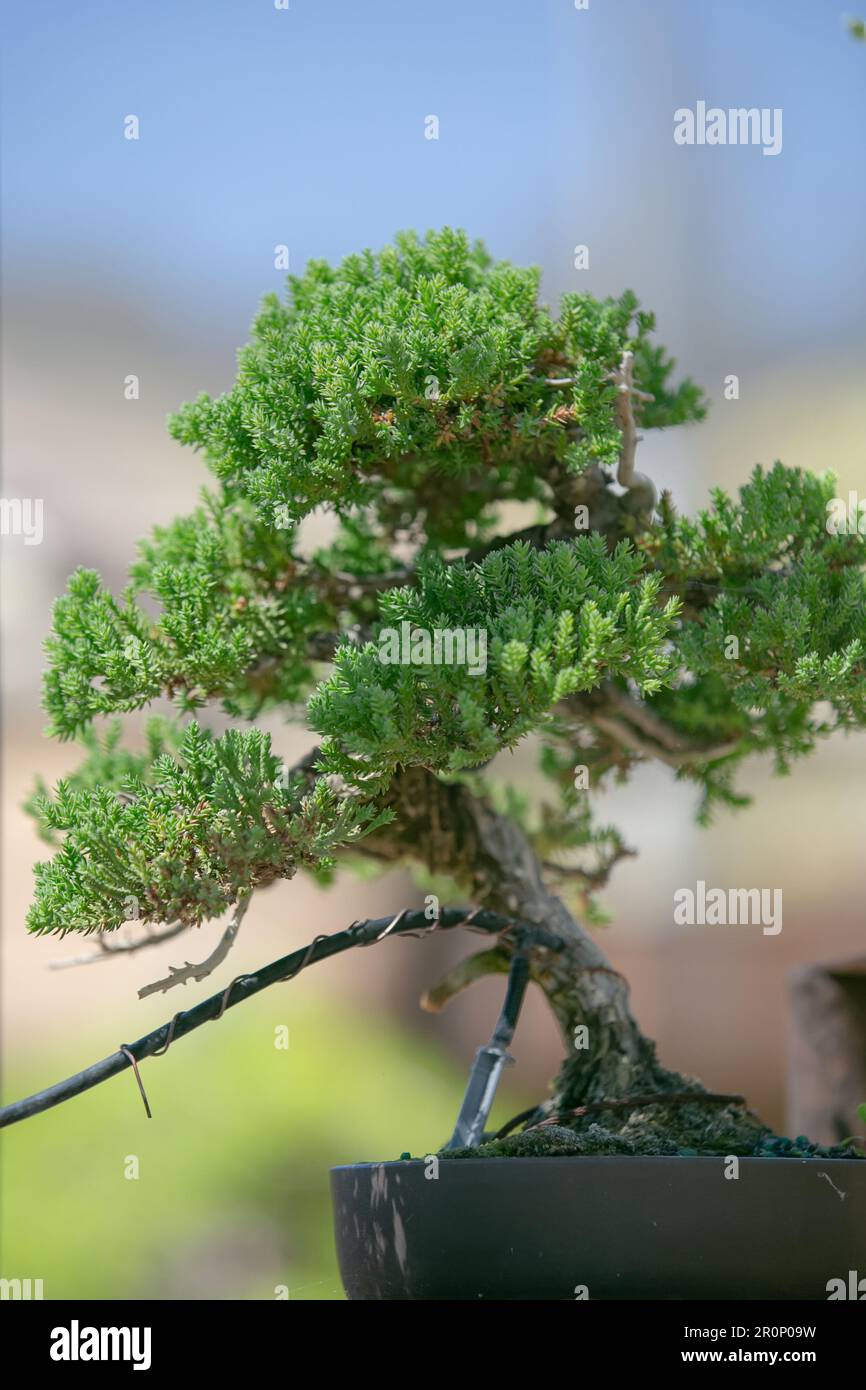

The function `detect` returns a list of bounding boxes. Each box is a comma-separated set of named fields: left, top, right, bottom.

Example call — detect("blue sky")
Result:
left=3, top=0, right=864, bottom=355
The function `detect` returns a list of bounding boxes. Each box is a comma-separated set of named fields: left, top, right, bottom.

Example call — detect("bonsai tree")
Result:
left=6, top=228, right=865, bottom=1161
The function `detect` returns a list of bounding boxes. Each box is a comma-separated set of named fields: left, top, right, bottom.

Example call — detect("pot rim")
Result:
left=331, top=1152, right=865, bottom=1172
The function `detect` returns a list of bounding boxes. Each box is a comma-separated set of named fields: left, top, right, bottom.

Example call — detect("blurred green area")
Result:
left=1, top=990, right=529, bottom=1301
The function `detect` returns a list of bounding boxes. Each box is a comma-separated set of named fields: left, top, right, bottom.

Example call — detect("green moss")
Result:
left=440, top=1101, right=865, bottom=1160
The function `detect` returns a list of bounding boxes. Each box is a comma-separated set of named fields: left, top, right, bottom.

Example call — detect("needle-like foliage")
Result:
left=26, top=229, right=866, bottom=939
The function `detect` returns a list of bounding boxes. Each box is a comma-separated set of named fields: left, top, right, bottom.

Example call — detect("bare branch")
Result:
left=590, top=711, right=740, bottom=768
left=600, top=685, right=742, bottom=762
left=137, top=894, right=251, bottom=1000
left=329, top=568, right=412, bottom=596
left=49, top=922, right=190, bottom=971
left=557, top=685, right=743, bottom=769
left=542, top=841, right=637, bottom=891
left=605, top=350, right=654, bottom=488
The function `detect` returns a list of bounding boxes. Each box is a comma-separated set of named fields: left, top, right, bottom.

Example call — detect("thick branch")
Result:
left=589, top=712, right=740, bottom=768
left=561, top=684, right=744, bottom=769
left=360, top=767, right=689, bottom=1112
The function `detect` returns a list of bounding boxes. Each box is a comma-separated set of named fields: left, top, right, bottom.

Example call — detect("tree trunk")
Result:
left=366, top=767, right=696, bottom=1113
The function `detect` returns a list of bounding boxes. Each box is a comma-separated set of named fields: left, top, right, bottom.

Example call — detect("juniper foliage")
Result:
left=28, top=229, right=866, bottom=959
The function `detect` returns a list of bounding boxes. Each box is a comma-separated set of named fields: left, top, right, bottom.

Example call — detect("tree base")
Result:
left=444, top=1098, right=860, bottom=1160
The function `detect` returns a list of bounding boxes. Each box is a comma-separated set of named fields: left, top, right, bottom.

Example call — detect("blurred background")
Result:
left=2, top=0, right=865, bottom=1299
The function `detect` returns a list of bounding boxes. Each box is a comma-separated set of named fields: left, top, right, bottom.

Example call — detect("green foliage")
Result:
left=644, top=463, right=859, bottom=578
left=635, top=465, right=866, bottom=816
left=26, top=230, right=866, bottom=936
left=27, top=721, right=389, bottom=935
left=310, top=535, right=679, bottom=781
left=168, top=228, right=704, bottom=546
left=43, top=496, right=331, bottom=740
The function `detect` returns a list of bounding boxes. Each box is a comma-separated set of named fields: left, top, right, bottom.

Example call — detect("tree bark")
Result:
left=364, top=766, right=693, bottom=1114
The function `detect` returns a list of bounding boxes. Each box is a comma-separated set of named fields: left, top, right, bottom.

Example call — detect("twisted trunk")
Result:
left=365, top=766, right=688, bottom=1114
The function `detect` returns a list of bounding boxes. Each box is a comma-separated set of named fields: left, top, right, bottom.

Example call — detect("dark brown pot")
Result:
left=330, top=1155, right=866, bottom=1300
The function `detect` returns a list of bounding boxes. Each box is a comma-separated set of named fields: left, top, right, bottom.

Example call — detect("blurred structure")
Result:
left=788, top=957, right=866, bottom=1144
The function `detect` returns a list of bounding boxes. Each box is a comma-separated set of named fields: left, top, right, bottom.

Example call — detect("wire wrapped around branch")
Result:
left=0, top=906, right=564, bottom=1129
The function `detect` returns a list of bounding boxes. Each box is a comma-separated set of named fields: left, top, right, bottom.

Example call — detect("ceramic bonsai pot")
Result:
left=331, top=1155, right=866, bottom=1300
